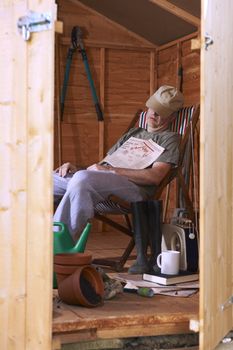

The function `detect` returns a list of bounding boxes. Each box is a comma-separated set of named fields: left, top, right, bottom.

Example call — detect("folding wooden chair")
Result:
left=92, top=105, right=200, bottom=271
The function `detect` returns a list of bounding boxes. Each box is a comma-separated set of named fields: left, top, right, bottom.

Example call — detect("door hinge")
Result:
left=17, top=11, right=52, bottom=41
left=205, top=33, right=214, bottom=50
left=221, top=295, right=233, bottom=311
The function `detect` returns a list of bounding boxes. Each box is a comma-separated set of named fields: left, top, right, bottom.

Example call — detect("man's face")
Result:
left=147, top=108, right=173, bottom=132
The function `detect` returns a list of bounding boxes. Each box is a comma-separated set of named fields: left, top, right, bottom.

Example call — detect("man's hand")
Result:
left=87, top=163, right=113, bottom=172
left=54, top=162, right=78, bottom=177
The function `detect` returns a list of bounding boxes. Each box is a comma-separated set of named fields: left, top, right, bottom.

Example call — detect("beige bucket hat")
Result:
left=146, top=85, right=184, bottom=118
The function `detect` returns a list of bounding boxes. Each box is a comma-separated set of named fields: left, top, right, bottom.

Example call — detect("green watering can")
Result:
left=53, top=221, right=92, bottom=288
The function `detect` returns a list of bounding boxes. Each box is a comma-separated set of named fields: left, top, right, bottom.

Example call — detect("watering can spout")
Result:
left=71, top=222, right=92, bottom=253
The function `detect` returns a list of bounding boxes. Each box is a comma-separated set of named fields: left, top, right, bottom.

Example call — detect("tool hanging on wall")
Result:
left=60, top=26, right=104, bottom=121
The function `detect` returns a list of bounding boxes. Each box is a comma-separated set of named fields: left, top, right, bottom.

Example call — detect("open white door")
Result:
left=200, top=0, right=233, bottom=349
left=0, top=1, right=55, bottom=349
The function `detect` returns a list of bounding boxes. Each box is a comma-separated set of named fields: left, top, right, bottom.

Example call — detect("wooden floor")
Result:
left=52, top=229, right=199, bottom=346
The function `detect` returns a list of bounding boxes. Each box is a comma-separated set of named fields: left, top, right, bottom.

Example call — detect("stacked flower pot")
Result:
left=54, top=253, right=104, bottom=307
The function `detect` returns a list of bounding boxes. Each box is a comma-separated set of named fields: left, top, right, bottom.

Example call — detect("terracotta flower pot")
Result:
left=54, top=252, right=92, bottom=266
left=54, top=264, right=79, bottom=285
left=53, top=253, right=93, bottom=288
left=58, top=265, right=104, bottom=307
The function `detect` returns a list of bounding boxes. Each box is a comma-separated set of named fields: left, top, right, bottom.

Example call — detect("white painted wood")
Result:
left=200, top=0, right=233, bottom=349
left=0, top=1, right=55, bottom=349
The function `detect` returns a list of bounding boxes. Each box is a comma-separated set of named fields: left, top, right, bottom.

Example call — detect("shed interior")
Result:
left=53, top=0, right=201, bottom=347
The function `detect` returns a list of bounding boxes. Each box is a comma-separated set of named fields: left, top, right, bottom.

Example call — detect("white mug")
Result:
left=156, top=250, right=180, bottom=275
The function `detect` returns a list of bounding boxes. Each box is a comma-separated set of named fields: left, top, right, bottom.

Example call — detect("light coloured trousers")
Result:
left=53, top=170, right=144, bottom=240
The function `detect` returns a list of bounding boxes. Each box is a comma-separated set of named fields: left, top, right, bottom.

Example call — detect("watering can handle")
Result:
left=53, top=221, right=65, bottom=233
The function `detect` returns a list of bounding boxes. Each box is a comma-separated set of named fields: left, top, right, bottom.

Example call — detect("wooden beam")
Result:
left=149, top=0, right=200, bottom=27
left=176, top=42, right=182, bottom=90
left=99, top=47, right=105, bottom=162
left=158, top=31, right=198, bottom=51
left=154, top=50, right=158, bottom=91
left=55, top=20, right=63, bottom=34
left=191, top=37, right=201, bottom=50
left=60, top=37, right=156, bottom=50
left=70, top=0, right=157, bottom=48
left=98, top=48, right=105, bottom=233
left=55, top=34, right=62, bottom=166
left=149, top=51, right=155, bottom=95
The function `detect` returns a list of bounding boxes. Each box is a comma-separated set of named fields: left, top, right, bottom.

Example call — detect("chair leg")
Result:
left=92, top=237, right=135, bottom=272
left=94, top=213, right=133, bottom=237
left=177, top=169, right=195, bottom=221
left=163, top=183, right=171, bottom=222
left=93, top=212, right=135, bottom=271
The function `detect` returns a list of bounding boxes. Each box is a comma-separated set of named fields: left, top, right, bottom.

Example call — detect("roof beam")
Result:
left=149, top=0, right=200, bottom=27
left=71, top=0, right=157, bottom=48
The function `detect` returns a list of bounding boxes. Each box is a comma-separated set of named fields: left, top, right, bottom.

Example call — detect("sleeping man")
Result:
left=53, top=85, right=184, bottom=273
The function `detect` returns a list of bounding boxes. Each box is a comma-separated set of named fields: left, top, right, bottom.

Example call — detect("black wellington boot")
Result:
left=147, top=200, right=163, bottom=273
left=128, top=201, right=150, bottom=274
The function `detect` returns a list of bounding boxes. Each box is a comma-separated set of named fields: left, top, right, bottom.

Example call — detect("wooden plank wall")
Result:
left=54, top=0, right=200, bottom=222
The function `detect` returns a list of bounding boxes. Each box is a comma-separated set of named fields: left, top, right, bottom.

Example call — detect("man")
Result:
left=53, top=85, right=184, bottom=273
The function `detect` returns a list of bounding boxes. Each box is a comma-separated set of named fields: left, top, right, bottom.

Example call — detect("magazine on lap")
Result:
left=102, top=137, right=165, bottom=169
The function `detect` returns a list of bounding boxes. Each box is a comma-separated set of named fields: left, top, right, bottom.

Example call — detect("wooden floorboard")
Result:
left=52, top=229, right=199, bottom=344
left=85, top=229, right=135, bottom=261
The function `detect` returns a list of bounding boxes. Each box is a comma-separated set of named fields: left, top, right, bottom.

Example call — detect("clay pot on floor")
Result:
left=54, top=253, right=92, bottom=286
left=58, top=265, right=104, bottom=307
left=54, top=264, right=79, bottom=285
left=54, top=252, right=92, bottom=266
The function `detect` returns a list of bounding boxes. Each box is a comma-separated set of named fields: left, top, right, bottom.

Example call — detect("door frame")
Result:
left=0, top=1, right=56, bottom=349
left=199, top=0, right=233, bottom=348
